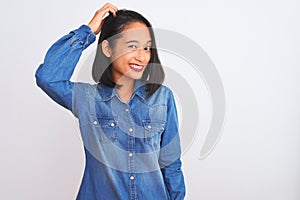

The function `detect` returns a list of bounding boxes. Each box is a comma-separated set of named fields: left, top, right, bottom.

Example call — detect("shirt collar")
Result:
left=99, top=80, right=147, bottom=102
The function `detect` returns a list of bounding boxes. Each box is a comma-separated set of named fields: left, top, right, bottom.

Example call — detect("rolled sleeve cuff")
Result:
left=70, top=24, right=96, bottom=49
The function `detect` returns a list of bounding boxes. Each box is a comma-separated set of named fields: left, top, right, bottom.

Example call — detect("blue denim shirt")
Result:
left=35, top=25, right=185, bottom=200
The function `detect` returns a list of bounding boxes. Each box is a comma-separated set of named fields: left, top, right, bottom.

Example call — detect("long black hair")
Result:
left=92, top=9, right=165, bottom=98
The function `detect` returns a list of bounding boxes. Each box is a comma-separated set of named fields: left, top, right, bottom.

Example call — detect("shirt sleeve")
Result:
left=35, top=25, right=96, bottom=114
left=159, top=89, right=186, bottom=200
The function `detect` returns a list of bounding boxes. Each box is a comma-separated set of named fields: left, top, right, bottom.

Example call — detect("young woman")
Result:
left=35, top=3, right=185, bottom=200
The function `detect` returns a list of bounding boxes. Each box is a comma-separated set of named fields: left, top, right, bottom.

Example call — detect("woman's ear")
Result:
left=102, top=40, right=112, bottom=58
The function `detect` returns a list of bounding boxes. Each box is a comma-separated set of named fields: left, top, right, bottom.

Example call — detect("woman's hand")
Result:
left=87, top=3, right=118, bottom=35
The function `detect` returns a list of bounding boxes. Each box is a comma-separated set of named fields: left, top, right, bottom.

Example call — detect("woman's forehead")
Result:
left=120, top=22, right=151, bottom=42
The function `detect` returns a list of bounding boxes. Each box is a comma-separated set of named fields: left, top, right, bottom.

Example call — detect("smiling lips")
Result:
left=129, top=63, right=145, bottom=72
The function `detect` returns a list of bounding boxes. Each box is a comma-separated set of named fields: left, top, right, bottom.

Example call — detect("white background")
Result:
left=1, top=0, right=300, bottom=199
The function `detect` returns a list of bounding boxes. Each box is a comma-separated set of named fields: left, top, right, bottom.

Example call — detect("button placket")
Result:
left=123, top=104, right=136, bottom=188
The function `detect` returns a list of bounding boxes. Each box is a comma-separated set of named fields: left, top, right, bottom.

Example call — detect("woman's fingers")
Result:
left=99, top=6, right=117, bottom=18
left=102, top=3, right=118, bottom=15
left=87, top=3, right=118, bottom=35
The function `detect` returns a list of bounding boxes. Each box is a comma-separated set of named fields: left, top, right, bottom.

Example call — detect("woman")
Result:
left=35, top=3, right=185, bottom=200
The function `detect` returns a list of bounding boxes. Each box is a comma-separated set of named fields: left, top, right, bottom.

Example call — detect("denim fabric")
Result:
left=35, top=25, right=185, bottom=200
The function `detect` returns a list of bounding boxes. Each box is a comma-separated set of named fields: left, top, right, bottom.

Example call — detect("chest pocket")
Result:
left=142, top=120, right=165, bottom=149
left=96, top=117, right=118, bottom=143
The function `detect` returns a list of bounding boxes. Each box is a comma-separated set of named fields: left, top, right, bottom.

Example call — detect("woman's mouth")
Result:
left=129, top=64, right=144, bottom=72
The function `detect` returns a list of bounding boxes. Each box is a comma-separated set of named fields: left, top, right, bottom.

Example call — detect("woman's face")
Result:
left=110, top=22, right=152, bottom=83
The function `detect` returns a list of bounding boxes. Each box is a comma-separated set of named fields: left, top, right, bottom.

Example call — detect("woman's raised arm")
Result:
left=35, top=3, right=118, bottom=112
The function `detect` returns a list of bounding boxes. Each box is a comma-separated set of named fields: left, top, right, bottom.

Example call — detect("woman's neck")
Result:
left=115, top=76, right=135, bottom=103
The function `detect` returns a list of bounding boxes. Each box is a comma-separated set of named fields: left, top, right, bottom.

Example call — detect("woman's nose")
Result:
left=135, top=49, right=146, bottom=62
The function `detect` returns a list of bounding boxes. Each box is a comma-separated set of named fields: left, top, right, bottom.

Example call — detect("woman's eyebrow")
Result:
left=125, top=40, right=152, bottom=44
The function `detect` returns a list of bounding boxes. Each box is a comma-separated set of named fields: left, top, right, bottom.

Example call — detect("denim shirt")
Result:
left=35, top=25, right=185, bottom=200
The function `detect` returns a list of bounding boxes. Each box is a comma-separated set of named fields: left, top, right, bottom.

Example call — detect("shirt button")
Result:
left=128, top=128, right=133, bottom=133
left=125, top=108, right=130, bottom=112
left=110, top=122, right=115, bottom=127
left=161, top=127, right=165, bottom=131
left=128, top=153, right=133, bottom=157
left=147, top=125, right=152, bottom=129
left=93, top=121, right=98, bottom=125
left=130, top=176, right=135, bottom=180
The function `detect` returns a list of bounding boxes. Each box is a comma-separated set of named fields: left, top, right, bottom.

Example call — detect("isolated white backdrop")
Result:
left=1, top=0, right=300, bottom=199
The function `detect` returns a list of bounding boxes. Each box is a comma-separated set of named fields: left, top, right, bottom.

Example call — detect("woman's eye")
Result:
left=144, top=46, right=151, bottom=51
left=128, top=45, right=137, bottom=49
